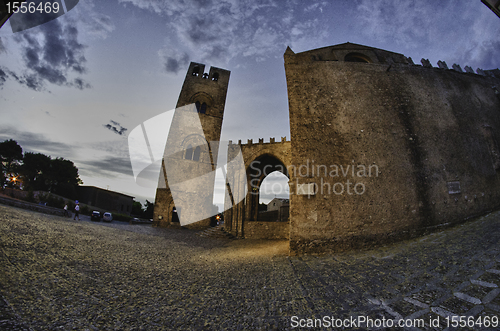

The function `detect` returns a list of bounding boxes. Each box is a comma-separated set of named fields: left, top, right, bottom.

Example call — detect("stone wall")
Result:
left=0, top=195, right=65, bottom=216
left=243, top=221, right=289, bottom=240
left=285, top=43, right=500, bottom=255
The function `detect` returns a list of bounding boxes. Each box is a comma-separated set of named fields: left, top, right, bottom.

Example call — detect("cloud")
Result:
left=0, top=37, right=5, bottom=53
left=4, top=18, right=88, bottom=91
left=104, top=120, right=128, bottom=136
left=118, top=0, right=327, bottom=73
left=0, top=126, right=75, bottom=157
left=0, top=68, right=7, bottom=88
left=77, top=156, right=134, bottom=178
left=2, top=1, right=114, bottom=91
left=355, top=0, right=500, bottom=70
left=159, top=48, right=189, bottom=74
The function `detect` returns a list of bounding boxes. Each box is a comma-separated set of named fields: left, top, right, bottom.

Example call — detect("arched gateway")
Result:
left=223, top=138, right=291, bottom=239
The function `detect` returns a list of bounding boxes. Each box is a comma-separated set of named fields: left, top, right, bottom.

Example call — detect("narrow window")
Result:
left=185, top=144, right=193, bottom=160
left=195, top=101, right=201, bottom=112
left=200, top=102, right=207, bottom=114
left=193, top=146, right=201, bottom=161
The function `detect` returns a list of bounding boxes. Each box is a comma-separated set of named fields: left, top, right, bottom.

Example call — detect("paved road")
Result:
left=1, top=204, right=500, bottom=330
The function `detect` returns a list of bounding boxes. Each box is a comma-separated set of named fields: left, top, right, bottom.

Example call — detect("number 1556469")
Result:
left=6, top=2, right=60, bottom=14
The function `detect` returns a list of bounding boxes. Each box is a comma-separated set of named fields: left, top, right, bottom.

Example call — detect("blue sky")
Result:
left=0, top=0, right=499, bottom=204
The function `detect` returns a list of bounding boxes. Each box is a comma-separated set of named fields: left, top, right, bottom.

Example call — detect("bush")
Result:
left=38, top=192, right=65, bottom=209
left=26, top=190, right=35, bottom=203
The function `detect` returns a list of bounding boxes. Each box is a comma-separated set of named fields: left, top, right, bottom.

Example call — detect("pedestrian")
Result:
left=74, top=201, right=80, bottom=220
left=63, top=204, right=69, bottom=217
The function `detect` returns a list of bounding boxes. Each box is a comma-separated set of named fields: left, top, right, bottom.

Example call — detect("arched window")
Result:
left=212, top=73, right=219, bottom=81
left=200, top=102, right=207, bottom=114
left=185, top=144, right=193, bottom=160
left=344, top=53, right=371, bottom=63
left=193, top=146, right=201, bottom=161
left=195, top=101, right=201, bottom=112
left=192, top=66, right=200, bottom=76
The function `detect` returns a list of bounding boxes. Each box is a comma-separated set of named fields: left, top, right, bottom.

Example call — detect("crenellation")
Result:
left=437, top=60, right=449, bottom=69
left=452, top=64, right=463, bottom=73
left=231, top=136, right=290, bottom=148
left=421, top=58, right=432, bottom=68
left=465, top=66, right=475, bottom=74
left=413, top=58, right=499, bottom=78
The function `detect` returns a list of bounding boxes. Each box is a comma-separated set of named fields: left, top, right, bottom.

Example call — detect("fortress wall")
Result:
left=243, top=221, right=290, bottom=240
left=285, top=56, right=500, bottom=254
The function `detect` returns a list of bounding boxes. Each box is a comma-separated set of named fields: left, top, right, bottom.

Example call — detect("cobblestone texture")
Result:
left=1, top=205, right=500, bottom=330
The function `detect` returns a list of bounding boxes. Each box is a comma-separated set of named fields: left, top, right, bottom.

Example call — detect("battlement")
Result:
left=415, top=59, right=500, bottom=78
left=229, top=136, right=289, bottom=146
left=186, top=62, right=230, bottom=84
left=286, top=44, right=500, bottom=79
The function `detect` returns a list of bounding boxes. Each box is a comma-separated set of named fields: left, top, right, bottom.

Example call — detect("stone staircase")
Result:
left=196, top=223, right=236, bottom=239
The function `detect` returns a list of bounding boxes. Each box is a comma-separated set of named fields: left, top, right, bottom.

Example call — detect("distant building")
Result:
left=77, top=186, right=134, bottom=215
left=266, top=198, right=289, bottom=212
left=482, top=0, right=500, bottom=18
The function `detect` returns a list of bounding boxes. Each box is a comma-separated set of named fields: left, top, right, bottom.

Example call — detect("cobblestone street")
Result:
left=1, top=204, right=500, bottom=330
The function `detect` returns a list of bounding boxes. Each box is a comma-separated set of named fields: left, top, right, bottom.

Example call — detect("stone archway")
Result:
left=223, top=139, right=291, bottom=238
left=246, top=153, right=289, bottom=223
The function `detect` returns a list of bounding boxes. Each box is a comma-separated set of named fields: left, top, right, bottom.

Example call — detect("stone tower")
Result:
left=153, top=62, right=230, bottom=228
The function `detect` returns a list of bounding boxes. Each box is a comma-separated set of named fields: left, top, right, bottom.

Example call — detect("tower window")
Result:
left=185, top=144, right=193, bottom=160
left=192, top=66, right=200, bottom=76
left=212, top=73, right=219, bottom=81
left=193, top=146, right=201, bottom=161
left=195, top=101, right=207, bottom=114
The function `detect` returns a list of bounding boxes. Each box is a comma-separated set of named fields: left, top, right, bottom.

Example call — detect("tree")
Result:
left=47, top=157, right=82, bottom=199
left=0, top=139, right=23, bottom=188
left=131, top=200, right=144, bottom=216
left=20, top=152, right=51, bottom=191
left=20, top=153, right=82, bottom=199
left=143, top=200, right=154, bottom=219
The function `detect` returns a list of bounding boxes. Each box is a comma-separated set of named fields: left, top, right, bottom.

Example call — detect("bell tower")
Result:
left=153, top=62, right=230, bottom=228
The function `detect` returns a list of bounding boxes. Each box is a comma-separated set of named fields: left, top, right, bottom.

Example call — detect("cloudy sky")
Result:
left=0, top=0, right=499, bottom=206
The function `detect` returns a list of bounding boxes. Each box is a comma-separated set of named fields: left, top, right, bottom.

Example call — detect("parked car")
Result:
left=91, top=211, right=101, bottom=222
left=102, top=212, right=113, bottom=222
